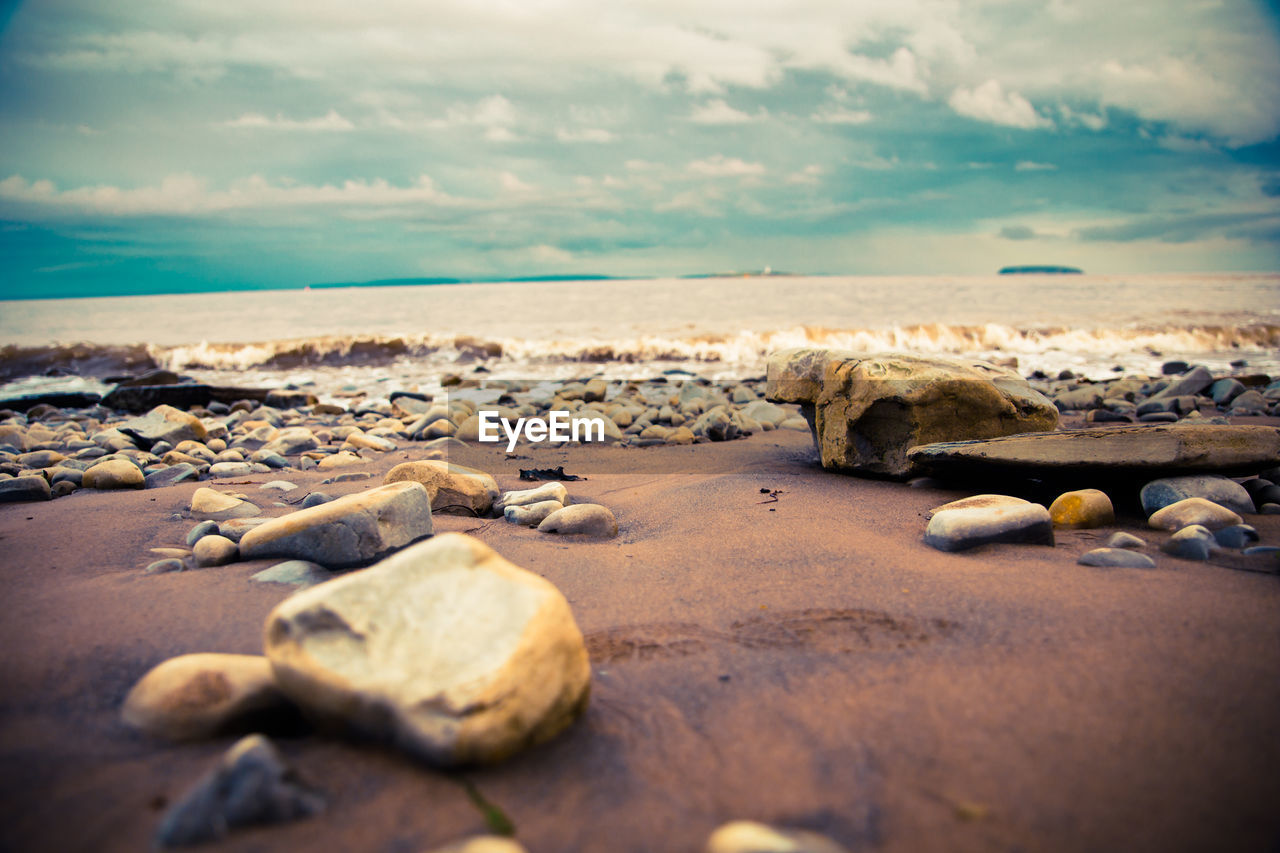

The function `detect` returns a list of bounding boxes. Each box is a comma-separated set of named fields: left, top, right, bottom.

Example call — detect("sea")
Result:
left=2, top=273, right=1278, bottom=402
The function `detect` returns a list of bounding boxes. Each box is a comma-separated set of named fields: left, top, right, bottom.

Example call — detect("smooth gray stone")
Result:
left=923, top=504, right=1054, bottom=552
left=1160, top=526, right=1215, bottom=561
left=186, top=520, right=220, bottom=546
left=1139, top=412, right=1180, bottom=423
left=251, top=560, right=332, bottom=588
left=1151, top=364, right=1213, bottom=399
left=1078, top=548, right=1157, bottom=568
left=0, top=475, right=51, bottom=502
left=301, top=492, right=333, bottom=508
left=154, top=734, right=324, bottom=848
left=1105, top=531, right=1147, bottom=549
left=1243, top=545, right=1280, bottom=556
left=1209, top=378, right=1246, bottom=405
left=145, top=462, right=200, bottom=489
left=1140, top=475, right=1255, bottom=516
left=145, top=558, right=186, bottom=575
left=251, top=451, right=290, bottom=469
left=1213, top=524, right=1260, bottom=549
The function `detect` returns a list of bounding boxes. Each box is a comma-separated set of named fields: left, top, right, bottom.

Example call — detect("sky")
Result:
left=0, top=0, right=1278, bottom=298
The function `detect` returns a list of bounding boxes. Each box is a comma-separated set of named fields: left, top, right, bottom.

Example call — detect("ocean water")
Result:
left=2, top=273, right=1277, bottom=400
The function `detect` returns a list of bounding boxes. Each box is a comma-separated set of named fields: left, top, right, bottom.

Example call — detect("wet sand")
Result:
left=2, top=427, right=1279, bottom=852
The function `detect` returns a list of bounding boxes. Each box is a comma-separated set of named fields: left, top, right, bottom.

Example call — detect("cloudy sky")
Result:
left=1, top=0, right=1278, bottom=297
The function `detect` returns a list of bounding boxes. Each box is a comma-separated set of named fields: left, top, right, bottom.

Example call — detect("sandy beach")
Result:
left=2, top=408, right=1279, bottom=852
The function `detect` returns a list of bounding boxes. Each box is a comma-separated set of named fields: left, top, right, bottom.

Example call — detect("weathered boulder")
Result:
left=240, top=481, right=433, bottom=569
left=765, top=349, right=1058, bottom=478
left=384, top=460, right=500, bottom=516
left=122, top=653, right=291, bottom=741
left=154, top=734, right=324, bottom=847
left=263, top=533, right=591, bottom=766
left=908, top=424, right=1280, bottom=479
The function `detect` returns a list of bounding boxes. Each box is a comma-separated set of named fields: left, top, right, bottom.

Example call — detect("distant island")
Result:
left=998, top=265, right=1083, bottom=275
left=681, top=268, right=795, bottom=279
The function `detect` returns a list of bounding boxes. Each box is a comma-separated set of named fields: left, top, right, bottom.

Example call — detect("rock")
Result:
left=17, top=449, right=67, bottom=469
left=384, top=460, right=500, bottom=516
left=189, top=487, right=262, bottom=521
left=923, top=504, right=1054, bottom=552
left=301, top=492, right=333, bottom=509
left=316, top=451, right=366, bottom=469
left=1140, top=474, right=1254, bottom=516
left=930, top=494, right=1031, bottom=515
left=1048, top=489, right=1115, bottom=529
left=705, top=820, right=850, bottom=853
left=144, top=462, right=200, bottom=488
left=1209, top=378, right=1246, bottom=406
left=1148, top=497, right=1242, bottom=531
left=251, top=560, right=332, bottom=588
left=264, top=389, right=318, bottom=410
left=154, top=734, right=324, bottom=847
left=504, top=500, right=564, bottom=526
left=908, top=424, right=1280, bottom=478
left=208, top=461, right=256, bottom=478
left=193, top=534, right=239, bottom=567
left=497, top=482, right=568, bottom=510
left=261, top=427, right=319, bottom=456
left=122, top=653, right=291, bottom=741
left=1150, top=364, right=1213, bottom=400
left=263, top=533, right=591, bottom=766
left=1077, top=548, right=1156, bottom=568
left=1105, top=531, right=1147, bottom=549
left=0, top=475, right=51, bottom=502
left=118, top=404, right=207, bottom=447
left=260, top=480, right=298, bottom=492
left=82, top=458, right=145, bottom=490
left=538, top=504, right=618, bottom=537
left=186, top=520, right=219, bottom=546
left=344, top=430, right=396, bottom=452
left=145, top=558, right=186, bottom=575
left=425, top=837, right=528, bottom=853
left=1213, top=524, right=1260, bottom=549
left=240, top=481, right=433, bottom=569
left=765, top=349, right=1058, bottom=478
left=218, top=517, right=271, bottom=542
left=741, top=400, right=788, bottom=427
left=1160, top=525, right=1215, bottom=560
left=1228, top=390, right=1268, bottom=413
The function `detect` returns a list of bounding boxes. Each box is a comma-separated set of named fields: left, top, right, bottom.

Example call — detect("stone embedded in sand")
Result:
left=119, top=404, right=207, bottom=447
left=537, top=504, right=618, bottom=538
left=384, top=460, right=500, bottom=516
left=263, top=533, right=591, bottom=766
left=1077, top=548, right=1156, bottom=569
left=144, top=462, right=200, bottom=489
left=907, top=424, right=1280, bottom=478
left=504, top=500, right=564, bottom=526
left=765, top=349, right=1058, bottom=478
left=186, top=520, right=219, bottom=546
left=218, top=517, right=270, bottom=542
left=240, top=481, right=433, bottom=569
left=1049, top=489, right=1115, bottom=529
left=425, top=836, right=529, bottom=853
left=82, top=458, right=145, bottom=490
left=251, top=560, right=332, bottom=588
left=1160, top=524, right=1216, bottom=560
left=193, top=534, right=239, bottom=567
left=1139, top=475, right=1254, bottom=517
left=208, top=461, right=256, bottom=478
left=145, top=558, right=186, bottom=574
left=705, top=820, right=850, bottom=853
left=189, top=487, right=262, bottom=521
left=1148, top=497, right=1241, bottom=531
left=154, top=734, right=324, bottom=848
left=260, top=427, right=318, bottom=456
left=122, top=653, right=291, bottom=741
left=1213, top=524, right=1259, bottom=549
left=929, top=494, right=1031, bottom=515
left=316, top=451, right=366, bottom=469
left=1105, top=531, right=1147, bottom=550
left=344, top=430, right=396, bottom=452
left=0, top=475, right=51, bottom=502
left=497, top=481, right=568, bottom=510
left=924, top=504, right=1054, bottom=552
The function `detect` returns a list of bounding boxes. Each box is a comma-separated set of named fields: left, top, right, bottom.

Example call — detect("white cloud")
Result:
left=686, top=155, right=766, bottom=178
left=786, top=165, right=824, bottom=185
left=830, top=47, right=927, bottom=95
left=556, top=127, right=615, bottom=143
left=948, top=80, right=1051, bottom=130
left=689, top=99, right=758, bottom=125
left=498, top=171, right=535, bottom=193
left=1014, top=161, right=1057, bottom=171
left=811, top=105, right=873, bottom=125
left=223, top=109, right=354, bottom=131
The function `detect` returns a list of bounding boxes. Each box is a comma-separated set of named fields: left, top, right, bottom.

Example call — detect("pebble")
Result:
left=316, top=451, right=365, bottom=469
left=263, top=533, right=591, bottom=765
left=504, top=500, right=565, bottom=526
left=121, top=653, right=291, bottom=741
left=1077, top=548, right=1157, bottom=568
left=1148, top=497, right=1242, bottom=531
left=144, top=462, right=200, bottom=488
left=538, top=503, right=619, bottom=537
left=384, top=460, right=500, bottom=516
left=498, top=481, right=569, bottom=510
left=0, top=475, right=51, bottom=502
left=186, top=520, right=220, bottom=546
left=1048, top=489, right=1115, bottom=529
left=1212, top=524, right=1260, bottom=549
left=301, top=491, right=333, bottom=508
left=929, top=494, right=1031, bottom=514
left=208, top=461, right=256, bottom=478
left=1105, top=531, right=1147, bottom=549
left=923, top=504, right=1054, bottom=552
left=154, top=734, right=325, bottom=848
left=424, top=837, right=529, bottom=853
left=145, top=558, right=186, bottom=575
left=119, top=404, right=208, bottom=447
left=1139, top=474, right=1254, bottom=516
left=188, top=487, right=262, bottom=521
left=216, top=517, right=271, bottom=542
left=82, top=458, right=145, bottom=490
left=260, top=480, right=298, bottom=492
left=193, top=534, right=239, bottom=567
left=250, top=560, right=332, bottom=588
left=1160, top=525, right=1216, bottom=560
left=705, top=820, right=850, bottom=853
left=17, top=449, right=67, bottom=468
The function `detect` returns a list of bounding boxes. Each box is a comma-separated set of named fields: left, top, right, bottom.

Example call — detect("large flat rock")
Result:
left=907, top=424, right=1280, bottom=478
